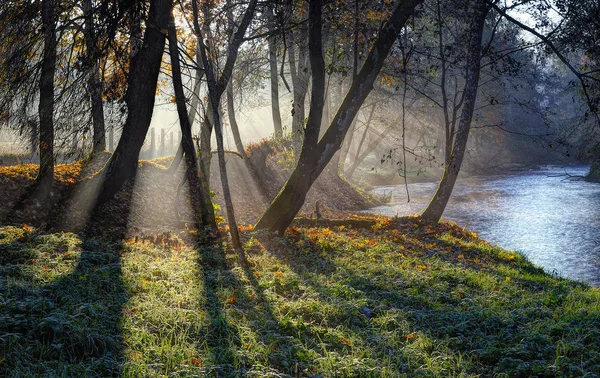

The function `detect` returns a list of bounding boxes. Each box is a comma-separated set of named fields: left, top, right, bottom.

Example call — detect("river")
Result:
left=367, top=166, right=600, bottom=286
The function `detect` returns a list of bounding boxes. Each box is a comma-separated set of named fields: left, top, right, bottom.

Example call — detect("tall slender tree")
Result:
left=83, top=0, right=106, bottom=153
left=421, top=0, right=489, bottom=222
left=167, top=13, right=216, bottom=229
left=193, top=0, right=259, bottom=248
left=36, top=0, right=57, bottom=194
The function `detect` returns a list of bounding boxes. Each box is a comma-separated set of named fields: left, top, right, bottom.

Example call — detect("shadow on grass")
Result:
left=0, top=174, right=136, bottom=377
left=254, top=224, right=599, bottom=377
left=195, top=239, right=321, bottom=377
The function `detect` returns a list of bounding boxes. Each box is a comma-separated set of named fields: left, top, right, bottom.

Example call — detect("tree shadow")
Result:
left=253, top=224, right=596, bottom=376
left=195, top=237, right=322, bottom=377
left=0, top=174, right=136, bottom=376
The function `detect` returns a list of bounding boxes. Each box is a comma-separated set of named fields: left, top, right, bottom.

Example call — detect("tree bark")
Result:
left=267, top=6, right=283, bottom=138
left=36, top=0, right=56, bottom=193
left=167, top=14, right=216, bottom=229
left=226, top=79, right=246, bottom=157
left=421, top=0, right=489, bottom=223
left=255, top=0, right=424, bottom=234
left=95, top=0, right=173, bottom=205
left=290, top=22, right=310, bottom=147
left=83, top=0, right=106, bottom=153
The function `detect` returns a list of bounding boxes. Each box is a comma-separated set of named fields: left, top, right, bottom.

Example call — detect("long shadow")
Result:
left=0, top=174, right=136, bottom=376
left=255, top=225, right=596, bottom=376
left=195, top=242, right=241, bottom=376
left=195, top=235, right=320, bottom=377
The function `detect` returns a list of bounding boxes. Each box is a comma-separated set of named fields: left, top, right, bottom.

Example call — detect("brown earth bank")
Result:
left=0, top=144, right=384, bottom=237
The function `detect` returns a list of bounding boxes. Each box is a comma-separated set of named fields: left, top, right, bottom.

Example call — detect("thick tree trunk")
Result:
left=167, top=14, right=216, bottom=229
left=36, top=0, right=56, bottom=193
left=83, top=0, right=106, bottom=153
left=255, top=0, right=423, bottom=234
left=95, top=0, right=173, bottom=205
left=421, top=0, right=488, bottom=223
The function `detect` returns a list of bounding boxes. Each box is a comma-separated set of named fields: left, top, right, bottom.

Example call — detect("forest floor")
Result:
left=1, top=217, right=599, bottom=377
left=1, top=156, right=599, bottom=377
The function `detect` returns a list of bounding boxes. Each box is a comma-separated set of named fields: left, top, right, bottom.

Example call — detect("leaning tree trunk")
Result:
left=167, top=14, right=216, bottom=229
left=95, top=0, right=173, bottom=205
left=36, top=0, right=56, bottom=194
left=421, top=0, right=488, bottom=223
left=83, top=0, right=106, bottom=154
left=255, top=0, right=423, bottom=234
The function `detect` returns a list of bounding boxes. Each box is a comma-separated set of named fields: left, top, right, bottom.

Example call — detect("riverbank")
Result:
left=1, top=217, right=599, bottom=377
left=365, top=165, right=600, bottom=286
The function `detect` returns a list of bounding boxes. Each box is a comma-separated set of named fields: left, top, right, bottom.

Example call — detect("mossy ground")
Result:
left=1, top=217, right=598, bottom=377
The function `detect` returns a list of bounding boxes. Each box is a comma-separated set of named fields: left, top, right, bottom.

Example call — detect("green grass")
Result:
left=1, top=218, right=599, bottom=377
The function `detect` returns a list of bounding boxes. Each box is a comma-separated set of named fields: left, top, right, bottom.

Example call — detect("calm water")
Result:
left=367, top=166, right=600, bottom=286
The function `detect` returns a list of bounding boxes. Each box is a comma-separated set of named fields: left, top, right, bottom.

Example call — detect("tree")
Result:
left=421, top=0, right=489, bottom=222
left=95, top=0, right=173, bottom=205
left=490, top=0, right=600, bottom=181
left=83, top=0, right=106, bottom=153
left=36, top=0, right=57, bottom=194
left=267, top=4, right=283, bottom=138
left=255, top=0, right=424, bottom=234
left=167, top=12, right=216, bottom=229
left=194, top=0, right=259, bottom=248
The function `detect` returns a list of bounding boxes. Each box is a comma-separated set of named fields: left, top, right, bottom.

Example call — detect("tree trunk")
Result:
left=226, top=79, right=246, bottom=157
left=36, top=0, right=56, bottom=193
left=95, top=0, right=173, bottom=205
left=587, top=144, right=600, bottom=182
left=290, top=24, right=310, bottom=147
left=83, top=0, right=105, bottom=154
left=168, top=39, right=204, bottom=174
left=267, top=7, right=283, bottom=138
left=167, top=14, right=216, bottom=229
left=255, top=0, right=423, bottom=234
left=421, top=0, right=488, bottom=223
left=199, top=112, right=213, bottom=187
left=193, top=0, right=258, bottom=249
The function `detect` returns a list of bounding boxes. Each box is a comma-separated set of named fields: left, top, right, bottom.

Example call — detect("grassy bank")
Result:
left=1, top=217, right=599, bottom=377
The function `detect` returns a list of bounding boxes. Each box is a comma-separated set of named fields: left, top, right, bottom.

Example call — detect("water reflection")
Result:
left=368, top=166, right=600, bottom=286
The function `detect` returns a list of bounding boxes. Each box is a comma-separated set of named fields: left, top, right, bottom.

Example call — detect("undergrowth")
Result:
left=1, top=217, right=598, bottom=377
